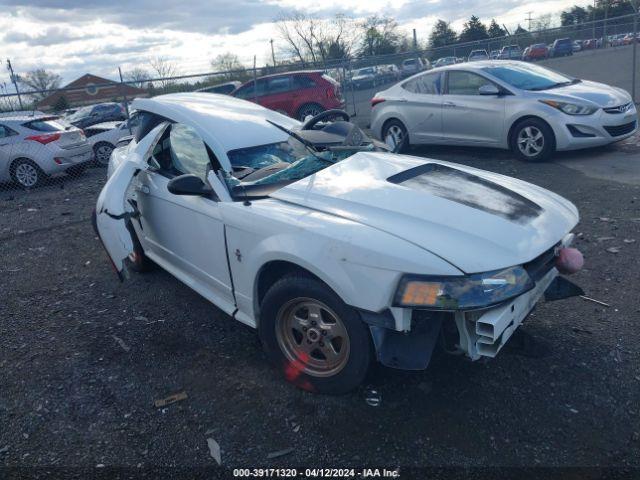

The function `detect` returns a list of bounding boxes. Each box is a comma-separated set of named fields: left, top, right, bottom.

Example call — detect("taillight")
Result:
left=371, top=97, right=386, bottom=108
left=26, top=133, right=61, bottom=144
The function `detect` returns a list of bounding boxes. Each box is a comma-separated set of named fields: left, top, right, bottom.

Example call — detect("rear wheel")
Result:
left=382, top=119, right=409, bottom=153
left=296, top=103, right=325, bottom=121
left=94, top=142, right=114, bottom=166
left=510, top=118, right=555, bottom=162
left=259, top=275, right=371, bottom=394
left=11, top=158, right=45, bottom=188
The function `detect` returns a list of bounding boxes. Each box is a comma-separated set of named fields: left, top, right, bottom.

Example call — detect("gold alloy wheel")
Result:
left=275, top=297, right=350, bottom=378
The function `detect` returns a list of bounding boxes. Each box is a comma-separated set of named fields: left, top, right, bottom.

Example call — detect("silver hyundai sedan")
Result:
left=370, top=61, right=638, bottom=161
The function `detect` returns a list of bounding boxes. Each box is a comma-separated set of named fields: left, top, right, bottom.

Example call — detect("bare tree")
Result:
left=532, top=13, right=556, bottom=32
left=276, top=13, right=357, bottom=66
left=149, top=57, right=177, bottom=91
left=0, top=82, right=21, bottom=112
left=210, top=53, right=246, bottom=81
left=17, top=68, right=62, bottom=101
left=125, top=67, right=150, bottom=89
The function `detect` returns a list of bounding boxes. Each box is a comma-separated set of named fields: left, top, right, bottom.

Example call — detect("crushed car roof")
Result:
left=132, top=93, right=299, bottom=169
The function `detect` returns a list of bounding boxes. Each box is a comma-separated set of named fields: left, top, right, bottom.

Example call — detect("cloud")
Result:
left=1, top=0, right=290, bottom=35
left=3, top=26, right=99, bottom=46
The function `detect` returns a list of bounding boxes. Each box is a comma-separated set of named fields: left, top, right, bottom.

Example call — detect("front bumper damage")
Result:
left=363, top=268, right=584, bottom=370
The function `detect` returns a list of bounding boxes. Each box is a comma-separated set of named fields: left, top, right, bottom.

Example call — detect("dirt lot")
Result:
left=1, top=137, right=639, bottom=477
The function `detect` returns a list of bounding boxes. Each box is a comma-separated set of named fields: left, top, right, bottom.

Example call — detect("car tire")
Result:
left=296, top=103, right=325, bottom=121
left=381, top=119, right=409, bottom=153
left=259, top=274, right=372, bottom=394
left=510, top=118, right=555, bottom=162
left=10, top=158, right=45, bottom=189
left=94, top=142, right=115, bottom=167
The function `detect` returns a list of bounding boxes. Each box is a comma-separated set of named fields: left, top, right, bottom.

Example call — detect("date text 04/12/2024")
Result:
left=232, top=468, right=401, bottom=478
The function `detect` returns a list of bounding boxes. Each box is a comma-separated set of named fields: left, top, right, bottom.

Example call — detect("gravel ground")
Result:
left=1, top=139, right=639, bottom=478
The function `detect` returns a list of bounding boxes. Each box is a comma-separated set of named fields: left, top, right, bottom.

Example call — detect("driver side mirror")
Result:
left=478, top=84, right=500, bottom=96
left=167, top=174, right=213, bottom=197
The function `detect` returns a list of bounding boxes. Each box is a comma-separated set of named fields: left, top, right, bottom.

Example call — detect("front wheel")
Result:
left=510, top=118, right=555, bottom=162
left=259, top=275, right=372, bottom=394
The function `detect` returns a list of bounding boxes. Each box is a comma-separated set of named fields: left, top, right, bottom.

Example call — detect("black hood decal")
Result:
left=388, top=163, right=543, bottom=224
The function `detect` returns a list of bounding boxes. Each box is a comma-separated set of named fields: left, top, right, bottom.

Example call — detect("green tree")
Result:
left=429, top=19, right=458, bottom=48
left=487, top=19, right=506, bottom=38
left=458, top=16, right=489, bottom=43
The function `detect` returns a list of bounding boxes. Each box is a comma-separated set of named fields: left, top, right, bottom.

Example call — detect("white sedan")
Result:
left=85, top=114, right=139, bottom=166
left=94, top=93, right=584, bottom=394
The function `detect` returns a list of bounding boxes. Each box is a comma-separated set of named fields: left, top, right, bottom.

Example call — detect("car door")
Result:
left=261, top=76, right=293, bottom=114
left=135, top=122, right=235, bottom=307
left=397, top=72, right=443, bottom=143
left=441, top=70, right=505, bottom=145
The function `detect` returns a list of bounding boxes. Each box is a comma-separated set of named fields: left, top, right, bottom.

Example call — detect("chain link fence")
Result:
left=0, top=13, right=638, bottom=197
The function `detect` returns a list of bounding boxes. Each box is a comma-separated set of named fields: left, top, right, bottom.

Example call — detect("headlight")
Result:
left=394, top=266, right=534, bottom=310
left=540, top=100, right=598, bottom=115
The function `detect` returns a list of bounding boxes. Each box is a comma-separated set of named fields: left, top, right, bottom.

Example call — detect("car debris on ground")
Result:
left=206, top=438, right=221, bottom=465
left=153, top=391, right=188, bottom=408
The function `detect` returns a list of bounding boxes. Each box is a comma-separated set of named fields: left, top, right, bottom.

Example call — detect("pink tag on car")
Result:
left=555, top=247, right=584, bottom=274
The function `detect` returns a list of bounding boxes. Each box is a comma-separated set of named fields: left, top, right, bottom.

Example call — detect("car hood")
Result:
left=534, top=80, right=631, bottom=107
left=270, top=152, right=579, bottom=274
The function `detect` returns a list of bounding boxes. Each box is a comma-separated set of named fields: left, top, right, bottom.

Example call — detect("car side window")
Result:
left=235, top=80, right=268, bottom=99
left=166, top=124, right=212, bottom=181
left=0, top=125, right=15, bottom=138
left=267, top=76, right=291, bottom=94
left=447, top=71, right=493, bottom=95
left=402, top=72, right=441, bottom=95
left=292, top=75, right=316, bottom=89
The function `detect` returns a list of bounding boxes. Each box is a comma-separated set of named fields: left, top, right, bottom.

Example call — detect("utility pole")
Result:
left=270, top=39, right=276, bottom=68
left=603, top=0, right=609, bottom=47
left=413, top=28, right=419, bottom=67
left=526, top=12, right=533, bottom=31
left=592, top=0, right=597, bottom=40
left=6, top=59, right=23, bottom=110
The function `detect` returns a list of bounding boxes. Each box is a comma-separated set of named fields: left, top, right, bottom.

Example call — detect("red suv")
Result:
left=232, top=71, right=344, bottom=120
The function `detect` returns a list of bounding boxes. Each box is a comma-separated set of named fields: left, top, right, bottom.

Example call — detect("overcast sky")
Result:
left=0, top=0, right=590, bottom=88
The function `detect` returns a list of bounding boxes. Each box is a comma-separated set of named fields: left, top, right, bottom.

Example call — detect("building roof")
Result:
left=37, top=73, right=146, bottom=109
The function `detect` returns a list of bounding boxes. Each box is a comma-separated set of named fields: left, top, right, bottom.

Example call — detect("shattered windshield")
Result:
left=224, top=136, right=371, bottom=193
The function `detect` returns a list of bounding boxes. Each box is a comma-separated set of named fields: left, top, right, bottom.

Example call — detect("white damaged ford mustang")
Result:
left=94, top=93, right=585, bottom=394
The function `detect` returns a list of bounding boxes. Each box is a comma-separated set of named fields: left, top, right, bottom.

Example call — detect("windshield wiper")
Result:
left=266, top=120, right=329, bottom=163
